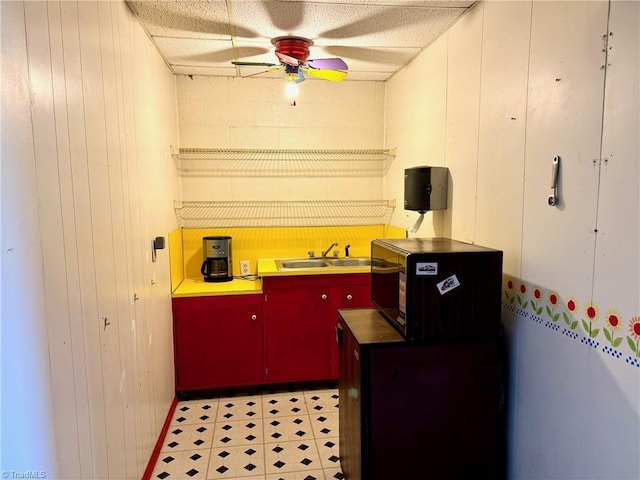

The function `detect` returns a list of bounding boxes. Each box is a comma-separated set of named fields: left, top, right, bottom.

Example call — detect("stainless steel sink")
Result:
left=276, top=259, right=329, bottom=269
left=275, top=257, right=378, bottom=270
left=325, top=258, right=371, bottom=267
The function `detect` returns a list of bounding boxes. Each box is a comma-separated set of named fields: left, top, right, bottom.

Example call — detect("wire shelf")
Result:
left=174, top=200, right=396, bottom=227
left=172, top=147, right=396, bottom=177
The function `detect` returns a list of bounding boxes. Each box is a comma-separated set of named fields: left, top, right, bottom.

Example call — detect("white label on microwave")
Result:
left=416, top=262, right=438, bottom=276
left=437, top=274, right=460, bottom=295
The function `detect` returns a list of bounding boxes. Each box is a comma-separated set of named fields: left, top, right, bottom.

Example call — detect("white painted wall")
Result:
left=1, top=1, right=58, bottom=476
left=176, top=75, right=385, bottom=202
left=385, top=31, right=449, bottom=237
left=1, top=1, right=179, bottom=478
left=385, top=1, right=640, bottom=478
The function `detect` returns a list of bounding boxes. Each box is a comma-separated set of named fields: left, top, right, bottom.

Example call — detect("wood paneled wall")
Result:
left=2, top=1, right=179, bottom=478
left=385, top=1, right=639, bottom=478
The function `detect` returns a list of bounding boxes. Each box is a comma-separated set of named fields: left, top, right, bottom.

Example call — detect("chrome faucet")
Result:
left=322, top=242, right=339, bottom=257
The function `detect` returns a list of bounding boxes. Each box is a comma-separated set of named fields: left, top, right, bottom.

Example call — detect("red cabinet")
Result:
left=263, top=279, right=331, bottom=383
left=172, top=294, right=264, bottom=392
left=330, top=281, right=373, bottom=378
left=263, top=274, right=372, bottom=383
left=172, top=273, right=373, bottom=394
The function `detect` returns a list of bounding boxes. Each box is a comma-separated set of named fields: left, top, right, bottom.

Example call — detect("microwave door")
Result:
left=371, top=244, right=405, bottom=336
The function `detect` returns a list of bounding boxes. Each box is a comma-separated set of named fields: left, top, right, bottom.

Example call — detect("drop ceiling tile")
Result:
left=127, top=0, right=233, bottom=39
left=231, top=1, right=467, bottom=48
left=311, top=45, right=421, bottom=72
left=154, top=37, right=247, bottom=67
left=233, top=39, right=285, bottom=65
left=312, top=5, right=468, bottom=48
left=127, top=0, right=475, bottom=81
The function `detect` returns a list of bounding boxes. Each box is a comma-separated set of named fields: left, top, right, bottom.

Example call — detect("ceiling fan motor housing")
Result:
left=273, top=37, right=311, bottom=63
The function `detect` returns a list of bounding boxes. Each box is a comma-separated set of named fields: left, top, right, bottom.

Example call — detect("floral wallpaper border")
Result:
left=502, top=275, right=640, bottom=369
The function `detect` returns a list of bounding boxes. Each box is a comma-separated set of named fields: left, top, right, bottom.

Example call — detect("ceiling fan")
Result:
left=231, top=36, right=348, bottom=105
left=232, top=36, right=348, bottom=83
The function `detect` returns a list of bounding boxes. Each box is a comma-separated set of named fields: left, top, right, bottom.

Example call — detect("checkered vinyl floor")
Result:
left=151, top=388, right=344, bottom=480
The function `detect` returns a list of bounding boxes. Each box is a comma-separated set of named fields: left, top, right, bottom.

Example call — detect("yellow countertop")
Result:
left=172, top=277, right=263, bottom=297
left=172, top=259, right=372, bottom=297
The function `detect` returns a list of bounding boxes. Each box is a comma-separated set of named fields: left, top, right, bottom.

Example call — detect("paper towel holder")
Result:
left=404, top=166, right=449, bottom=213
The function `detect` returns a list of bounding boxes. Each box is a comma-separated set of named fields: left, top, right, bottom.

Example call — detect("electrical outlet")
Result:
left=240, top=260, right=250, bottom=276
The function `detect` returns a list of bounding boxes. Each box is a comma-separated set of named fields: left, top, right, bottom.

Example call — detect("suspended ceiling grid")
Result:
left=126, top=0, right=476, bottom=81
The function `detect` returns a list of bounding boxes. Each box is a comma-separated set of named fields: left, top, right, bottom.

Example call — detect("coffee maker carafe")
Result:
left=201, top=236, right=232, bottom=282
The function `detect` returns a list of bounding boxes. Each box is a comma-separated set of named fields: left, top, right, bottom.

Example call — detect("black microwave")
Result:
left=371, top=238, right=503, bottom=343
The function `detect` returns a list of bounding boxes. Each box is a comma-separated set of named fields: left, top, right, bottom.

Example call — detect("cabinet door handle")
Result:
left=346, top=294, right=353, bottom=301
left=251, top=314, right=257, bottom=321
left=321, top=294, right=328, bottom=300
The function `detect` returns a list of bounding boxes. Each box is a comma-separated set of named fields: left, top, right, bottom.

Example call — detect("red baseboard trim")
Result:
left=141, top=395, right=178, bottom=480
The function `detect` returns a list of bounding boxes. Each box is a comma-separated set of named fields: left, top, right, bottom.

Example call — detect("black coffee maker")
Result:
left=201, top=236, right=233, bottom=282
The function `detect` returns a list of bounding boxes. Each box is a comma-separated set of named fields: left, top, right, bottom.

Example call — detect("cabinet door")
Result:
left=264, top=285, right=332, bottom=382
left=337, top=283, right=372, bottom=309
left=330, top=279, right=373, bottom=378
left=173, top=296, right=264, bottom=391
left=263, top=274, right=372, bottom=383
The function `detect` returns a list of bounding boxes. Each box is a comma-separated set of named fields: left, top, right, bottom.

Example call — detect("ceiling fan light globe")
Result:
left=285, top=81, right=299, bottom=100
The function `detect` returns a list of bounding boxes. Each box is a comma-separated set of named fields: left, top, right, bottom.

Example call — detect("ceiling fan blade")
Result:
left=241, top=66, right=285, bottom=78
left=127, top=2, right=259, bottom=39
left=302, top=67, right=347, bottom=83
left=232, top=61, right=281, bottom=67
left=306, top=58, right=348, bottom=71
left=323, top=46, right=407, bottom=65
left=181, top=46, right=270, bottom=64
left=275, top=51, right=300, bottom=66
left=320, top=6, right=433, bottom=40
